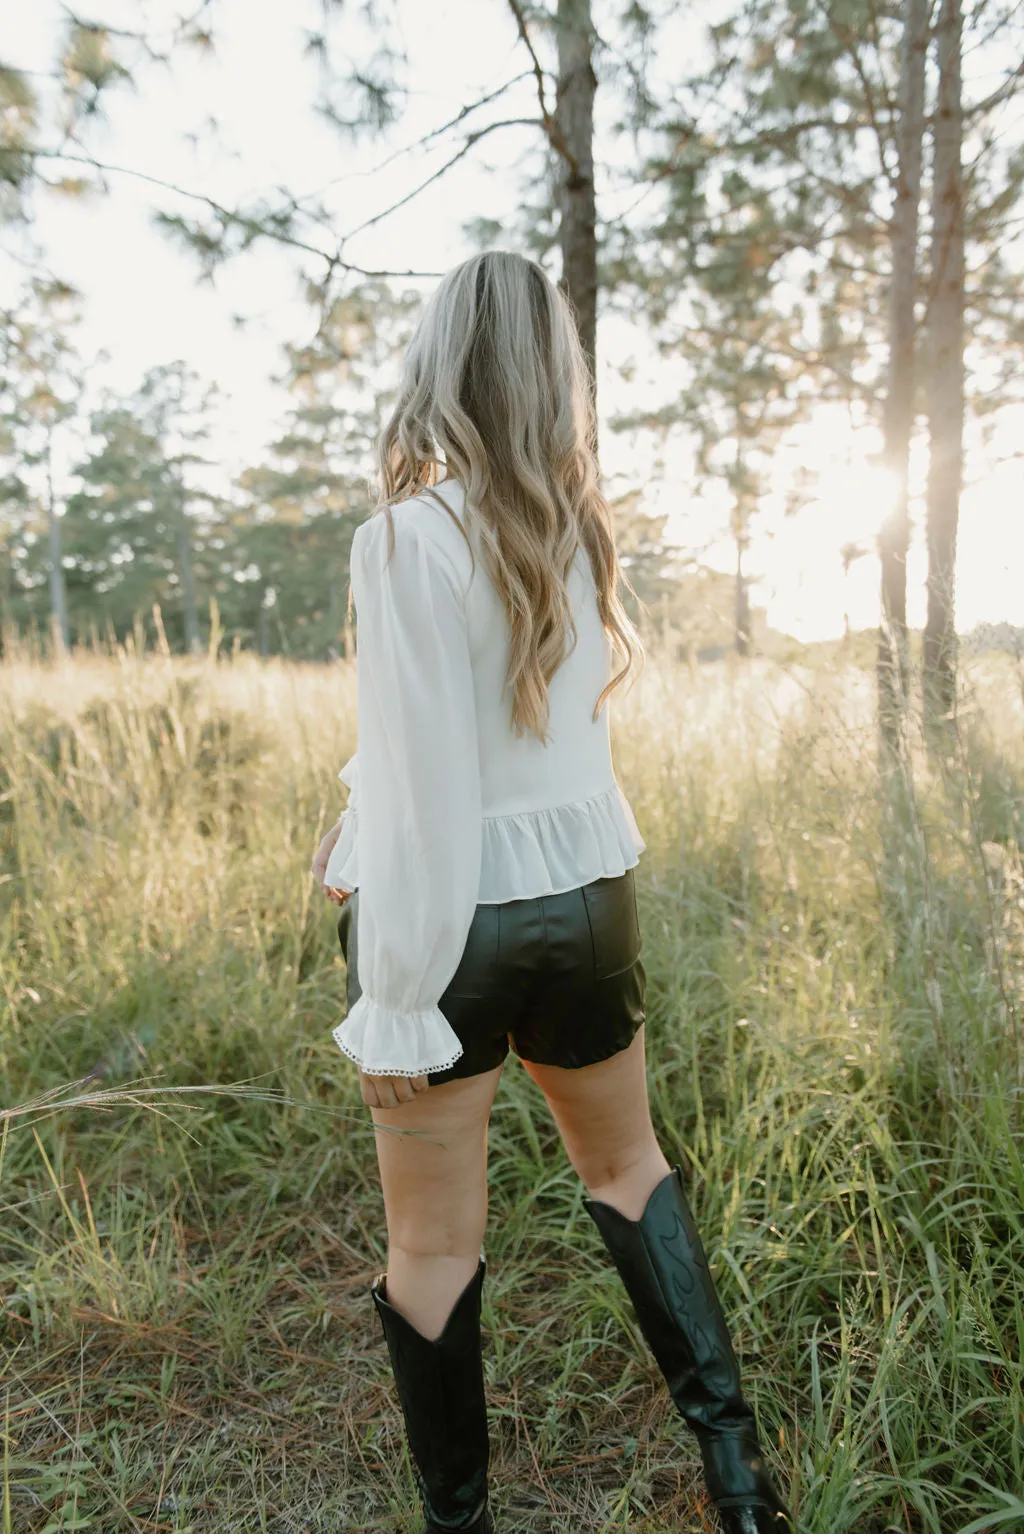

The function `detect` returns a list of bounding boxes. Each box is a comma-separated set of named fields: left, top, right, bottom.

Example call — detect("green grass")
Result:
left=1, top=629, right=1022, bottom=1533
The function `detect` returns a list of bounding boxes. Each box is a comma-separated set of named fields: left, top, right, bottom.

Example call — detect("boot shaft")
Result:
left=583, top=1164, right=751, bottom=1430
left=371, top=1256, right=492, bottom=1533
left=583, top=1165, right=795, bottom=1530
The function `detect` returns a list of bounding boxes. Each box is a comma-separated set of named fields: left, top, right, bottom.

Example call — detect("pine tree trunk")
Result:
left=175, top=479, right=201, bottom=654
left=0, top=527, right=12, bottom=640
left=555, top=0, right=597, bottom=407
left=258, top=590, right=270, bottom=659
left=46, top=430, right=69, bottom=654
left=733, top=432, right=751, bottom=658
left=735, top=531, right=750, bottom=657
left=327, top=574, right=340, bottom=660
left=878, top=0, right=929, bottom=755
left=923, top=0, right=964, bottom=725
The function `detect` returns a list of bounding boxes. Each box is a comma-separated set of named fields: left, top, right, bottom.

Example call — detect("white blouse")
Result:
left=326, top=478, right=646, bottom=1078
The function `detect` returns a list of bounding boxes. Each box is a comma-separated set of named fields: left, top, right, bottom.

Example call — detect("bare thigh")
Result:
left=371, top=1060, right=505, bottom=1260
left=520, top=1023, right=670, bottom=1218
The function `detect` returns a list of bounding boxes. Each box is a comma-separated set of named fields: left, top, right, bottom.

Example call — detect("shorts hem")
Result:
left=508, top=1020, right=644, bottom=1071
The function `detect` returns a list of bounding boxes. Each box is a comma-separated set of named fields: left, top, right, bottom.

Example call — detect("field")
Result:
left=1, top=631, right=1022, bottom=1533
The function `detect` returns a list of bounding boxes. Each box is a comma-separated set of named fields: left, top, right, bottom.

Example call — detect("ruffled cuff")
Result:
left=331, top=993, right=465, bottom=1076
left=337, top=753, right=358, bottom=794
left=323, top=806, right=358, bottom=892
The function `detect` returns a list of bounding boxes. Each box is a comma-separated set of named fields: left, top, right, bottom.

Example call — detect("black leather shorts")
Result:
left=336, top=867, right=646, bottom=1085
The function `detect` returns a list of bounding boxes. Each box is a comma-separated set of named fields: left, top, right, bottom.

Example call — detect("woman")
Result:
left=310, top=250, right=794, bottom=1534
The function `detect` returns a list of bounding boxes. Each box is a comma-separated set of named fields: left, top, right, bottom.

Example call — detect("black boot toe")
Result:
left=715, top=1504, right=794, bottom=1534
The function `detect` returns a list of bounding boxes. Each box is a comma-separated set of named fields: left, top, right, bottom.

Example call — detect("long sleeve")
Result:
left=331, top=511, right=482, bottom=1076
left=321, top=752, right=359, bottom=894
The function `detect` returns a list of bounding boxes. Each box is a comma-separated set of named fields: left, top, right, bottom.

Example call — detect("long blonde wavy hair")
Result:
left=357, top=249, right=645, bottom=745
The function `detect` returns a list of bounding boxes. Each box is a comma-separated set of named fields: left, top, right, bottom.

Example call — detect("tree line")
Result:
left=1, top=0, right=1022, bottom=742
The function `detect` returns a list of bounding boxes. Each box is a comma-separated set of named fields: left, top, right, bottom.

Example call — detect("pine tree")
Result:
left=0, top=278, right=88, bottom=650
left=922, top=0, right=965, bottom=724
left=62, top=365, right=225, bottom=650
left=231, top=282, right=418, bottom=658
left=612, top=0, right=1023, bottom=684
left=554, top=0, right=599, bottom=396
left=878, top=0, right=931, bottom=755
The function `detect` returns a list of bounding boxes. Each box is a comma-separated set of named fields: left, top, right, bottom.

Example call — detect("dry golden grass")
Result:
left=1, top=631, right=1022, bottom=1532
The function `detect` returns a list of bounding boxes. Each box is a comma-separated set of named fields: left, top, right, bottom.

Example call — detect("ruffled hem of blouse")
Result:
left=331, top=995, right=465, bottom=1076
left=322, top=782, right=646, bottom=903
left=477, top=783, right=646, bottom=901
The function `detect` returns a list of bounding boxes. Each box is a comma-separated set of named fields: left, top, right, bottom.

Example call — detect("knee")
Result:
left=386, top=1204, right=487, bottom=1261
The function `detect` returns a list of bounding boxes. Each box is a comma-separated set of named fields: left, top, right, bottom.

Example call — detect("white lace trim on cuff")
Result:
left=331, top=993, right=465, bottom=1076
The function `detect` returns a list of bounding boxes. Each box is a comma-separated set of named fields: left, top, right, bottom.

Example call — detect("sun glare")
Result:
left=816, top=461, right=901, bottom=549
left=753, top=453, right=899, bottom=643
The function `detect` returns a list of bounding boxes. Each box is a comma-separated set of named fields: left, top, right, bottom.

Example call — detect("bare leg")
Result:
left=370, top=1060, right=505, bottom=1339
left=519, top=1024, right=671, bottom=1216
left=524, top=1023, right=794, bottom=1531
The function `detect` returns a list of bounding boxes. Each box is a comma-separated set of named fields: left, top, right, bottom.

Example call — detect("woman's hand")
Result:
left=311, top=819, right=351, bottom=905
left=358, top=1070, right=430, bottom=1107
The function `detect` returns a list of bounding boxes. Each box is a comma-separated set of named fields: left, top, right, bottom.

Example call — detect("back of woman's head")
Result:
left=376, top=249, right=644, bottom=744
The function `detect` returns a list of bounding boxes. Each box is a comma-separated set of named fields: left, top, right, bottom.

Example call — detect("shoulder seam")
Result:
left=357, top=507, right=469, bottom=600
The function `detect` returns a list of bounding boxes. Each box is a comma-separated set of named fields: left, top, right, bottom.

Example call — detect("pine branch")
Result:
left=821, top=0, right=900, bottom=188
left=339, top=117, right=539, bottom=243
left=293, top=70, right=533, bottom=204
left=963, top=0, right=1024, bottom=59
left=506, top=0, right=579, bottom=174
left=57, top=0, right=215, bottom=63
left=965, top=57, right=1024, bottom=119
left=27, top=148, right=444, bottom=279
left=638, top=116, right=888, bottom=237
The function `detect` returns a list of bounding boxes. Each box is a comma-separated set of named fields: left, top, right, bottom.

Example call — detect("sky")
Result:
left=2, top=0, right=1022, bottom=644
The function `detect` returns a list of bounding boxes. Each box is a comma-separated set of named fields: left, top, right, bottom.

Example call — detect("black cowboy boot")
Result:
left=583, top=1165, right=794, bottom=1533
left=370, top=1255, right=495, bottom=1534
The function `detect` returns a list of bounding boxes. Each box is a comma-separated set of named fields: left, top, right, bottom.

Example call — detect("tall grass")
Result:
left=1, top=626, right=1021, bottom=1533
